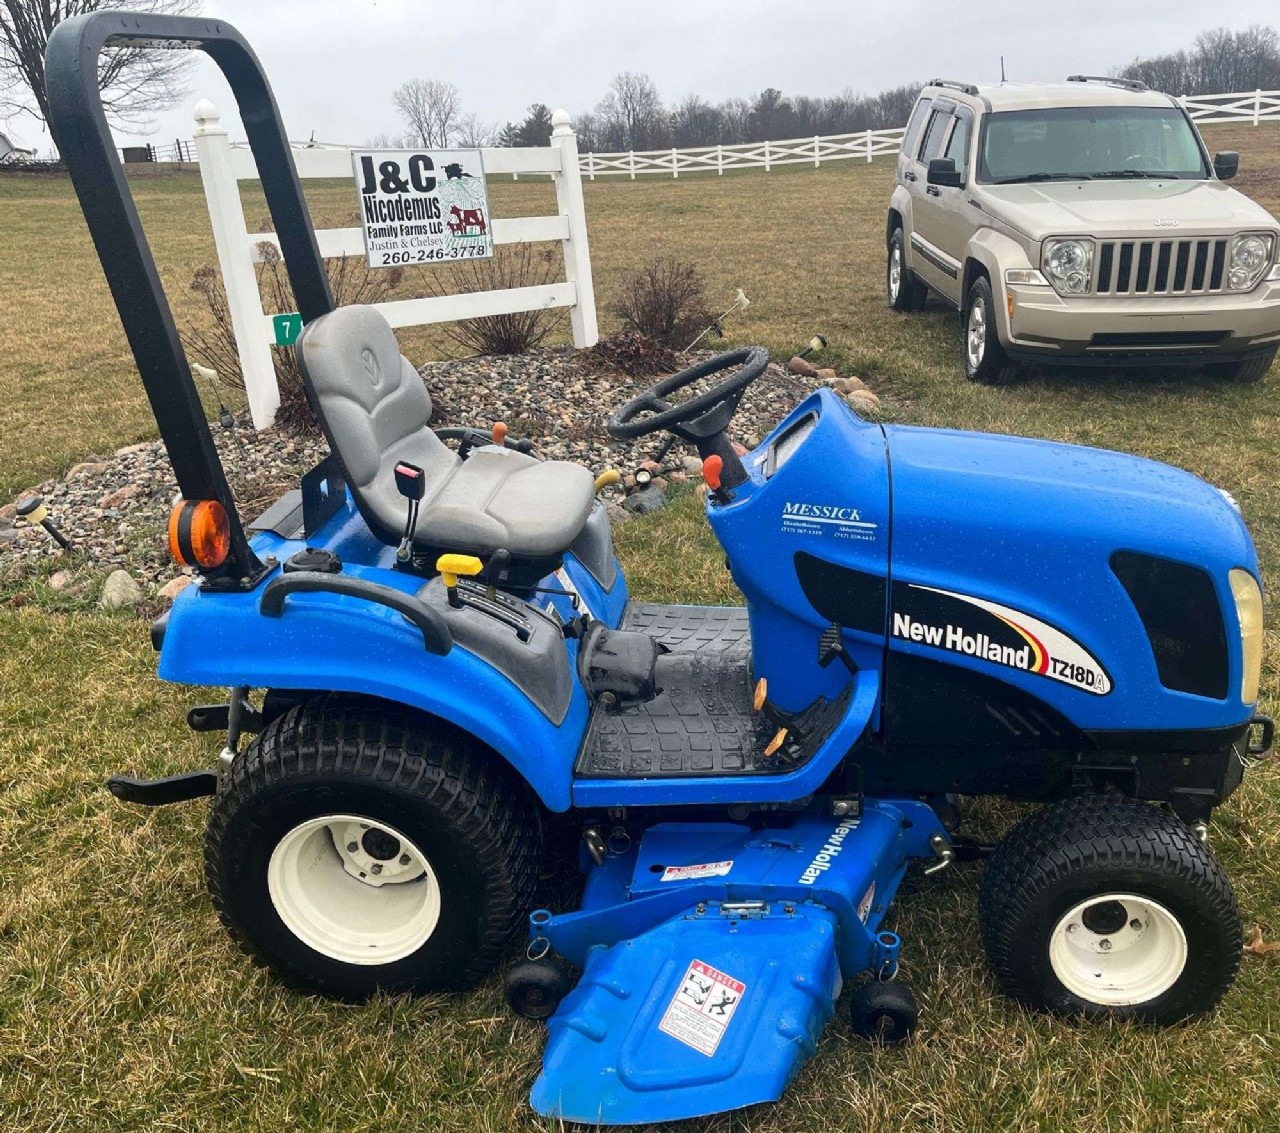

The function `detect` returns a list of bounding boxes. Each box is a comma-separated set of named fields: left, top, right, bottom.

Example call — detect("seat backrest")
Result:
left=296, top=304, right=457, bottom=544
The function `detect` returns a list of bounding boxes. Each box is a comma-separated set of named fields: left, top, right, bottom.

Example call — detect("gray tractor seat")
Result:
left=296, top=305, right=596, bottom=560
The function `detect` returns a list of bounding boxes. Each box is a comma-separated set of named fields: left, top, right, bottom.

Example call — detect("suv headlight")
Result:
left=1228, top=233, right=1274, bottom=291
left=1042, top=238, right=1095, bottom=295
left=1229, top=568, right=1263, bottom=704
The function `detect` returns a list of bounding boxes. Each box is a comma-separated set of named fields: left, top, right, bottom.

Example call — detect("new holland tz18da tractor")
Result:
left=47, top=12, right=1272, bottom=1126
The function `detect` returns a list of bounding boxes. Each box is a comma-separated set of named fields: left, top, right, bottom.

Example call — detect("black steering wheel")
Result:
left=607, top=347, right=768, bottom=444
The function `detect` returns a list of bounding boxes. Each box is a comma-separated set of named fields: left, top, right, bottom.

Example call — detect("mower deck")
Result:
left=577, top=604, right=848, bottom=779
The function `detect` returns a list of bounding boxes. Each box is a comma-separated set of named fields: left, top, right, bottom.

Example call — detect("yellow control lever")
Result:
left=436, top=554, right=483, bottom=607
left=594, top=468, right=622, bottom=492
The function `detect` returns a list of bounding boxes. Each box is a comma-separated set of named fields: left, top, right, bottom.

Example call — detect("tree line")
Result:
left=1117, top=24, right=1280, bottom=96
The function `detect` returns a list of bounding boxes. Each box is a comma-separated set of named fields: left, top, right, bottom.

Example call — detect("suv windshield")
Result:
left=978, top=106, right=1209, bottom=184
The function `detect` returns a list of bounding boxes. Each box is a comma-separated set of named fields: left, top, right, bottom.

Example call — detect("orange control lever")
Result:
left=702, top=454, right=724, bottom=491
left=492, top=421, right=508, bottom=447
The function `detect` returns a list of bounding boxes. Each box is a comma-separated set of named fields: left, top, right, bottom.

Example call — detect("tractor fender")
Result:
left=963, top=228, right=1035, bottom=344
left=157, top=579, right=588, bottom=811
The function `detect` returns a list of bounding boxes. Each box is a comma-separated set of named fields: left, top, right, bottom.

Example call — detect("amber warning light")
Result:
left=168, top=499, right=231, bottom=570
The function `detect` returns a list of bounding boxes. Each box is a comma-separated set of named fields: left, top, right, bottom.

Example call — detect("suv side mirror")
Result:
left=927, top=156, right=963, bottom=188
left=1213, top=151, right=1239, bottom=180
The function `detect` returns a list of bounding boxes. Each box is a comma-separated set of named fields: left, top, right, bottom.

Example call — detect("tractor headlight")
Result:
left=1229, top=568, right=1263, bottom=704
left=1042, top=238, right=1094, bottom=295
left=1227, top=234, right=1273, bottom=291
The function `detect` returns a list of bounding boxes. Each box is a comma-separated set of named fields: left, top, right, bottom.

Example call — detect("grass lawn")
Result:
left=1, top=123, right=1280, bottom=1131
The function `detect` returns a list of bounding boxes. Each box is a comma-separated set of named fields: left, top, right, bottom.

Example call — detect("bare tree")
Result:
left=1119, top=24, right=1280, bottom=95
left=392, top=77, right=459, bottom=147
left=596, top=72, right=664, bottom=150
left=453, top=111, right=496, bottom=148
left=0, top=0, right=201, bottom=129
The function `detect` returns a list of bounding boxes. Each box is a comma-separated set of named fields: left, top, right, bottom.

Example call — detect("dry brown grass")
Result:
left=1, top=123, right=1279, bottom=1133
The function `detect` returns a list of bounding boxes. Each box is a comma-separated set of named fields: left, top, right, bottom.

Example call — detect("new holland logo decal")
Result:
left=892, top=583, right=1112, bottom=695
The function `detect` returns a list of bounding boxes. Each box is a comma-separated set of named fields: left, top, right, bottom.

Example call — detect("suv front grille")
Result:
left=1094, top=237, right=1228, bottom=296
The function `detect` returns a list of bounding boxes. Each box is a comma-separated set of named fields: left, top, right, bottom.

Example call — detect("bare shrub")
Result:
left=611, top=258, right=712, bottom=349
left=586, top=329, right=679, bottom=377
left=183, top=242, right=404, bottom=429
left=419, top=243, right=567, bottom=356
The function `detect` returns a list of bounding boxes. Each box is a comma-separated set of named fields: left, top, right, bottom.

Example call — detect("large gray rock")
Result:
left=622, top=485, right=668, bottom=516
left=99, top=569, right=143, bottom=610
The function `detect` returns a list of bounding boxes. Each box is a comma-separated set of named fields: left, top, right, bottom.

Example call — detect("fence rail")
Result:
left=1177, top=88, right=1280, bottom=124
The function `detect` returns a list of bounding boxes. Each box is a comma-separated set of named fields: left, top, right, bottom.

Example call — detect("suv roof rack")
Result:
left=1066, top=74, right=1149, bottom=92
left=927, top=78, right=980, bottom=96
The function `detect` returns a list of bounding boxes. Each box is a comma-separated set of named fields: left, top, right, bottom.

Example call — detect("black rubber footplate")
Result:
left=575, top=604, right=848, bottom=779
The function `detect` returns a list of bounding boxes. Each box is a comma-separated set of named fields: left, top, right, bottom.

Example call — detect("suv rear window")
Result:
left=978, top=106, right=1209, bottom=183
left=902, top=98, right=932, bottom=157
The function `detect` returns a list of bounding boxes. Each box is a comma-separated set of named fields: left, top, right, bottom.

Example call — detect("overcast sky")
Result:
left=10, top=0, right=1280, bottom=151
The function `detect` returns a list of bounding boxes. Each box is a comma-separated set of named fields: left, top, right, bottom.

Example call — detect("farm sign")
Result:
left=351, top=149, right=493, bottom=268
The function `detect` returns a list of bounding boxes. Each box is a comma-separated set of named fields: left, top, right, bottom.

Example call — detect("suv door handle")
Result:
left=904, top=170, right=918, bottom=182
left=926, top=185, right=941, bottom=197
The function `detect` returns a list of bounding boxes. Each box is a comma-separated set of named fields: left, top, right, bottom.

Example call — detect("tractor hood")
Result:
left=884, top=423, right=1258, bottom=732
left=981, top=179, right=1278, bottom=240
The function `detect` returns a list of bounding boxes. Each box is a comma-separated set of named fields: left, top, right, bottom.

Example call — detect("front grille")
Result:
left=1094, top=237, right=1229, bottom=296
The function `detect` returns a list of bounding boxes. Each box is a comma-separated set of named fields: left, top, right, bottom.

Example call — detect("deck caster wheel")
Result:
left=849, top=980, right=918, bottom=1045
left=506, top=956, right=575, bottom=1020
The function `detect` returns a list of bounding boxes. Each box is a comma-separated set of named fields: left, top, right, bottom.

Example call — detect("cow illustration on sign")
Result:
left=440, top=162, right=489, bottom=242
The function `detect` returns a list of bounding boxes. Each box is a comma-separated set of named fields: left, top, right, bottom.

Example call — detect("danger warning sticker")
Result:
left=660, top=860, right=733, bottom=882
left=659, top=960, right=746, bottom=1057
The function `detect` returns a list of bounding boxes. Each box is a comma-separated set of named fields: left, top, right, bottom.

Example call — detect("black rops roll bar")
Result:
left=45, top=13, right=335, bottom=587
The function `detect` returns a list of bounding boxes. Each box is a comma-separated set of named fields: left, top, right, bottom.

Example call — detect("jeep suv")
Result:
left=886, top=76, right=1280, bottom=383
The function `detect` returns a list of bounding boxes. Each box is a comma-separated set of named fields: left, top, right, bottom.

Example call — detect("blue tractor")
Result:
left=48, top=13, right=1271, bottom=1126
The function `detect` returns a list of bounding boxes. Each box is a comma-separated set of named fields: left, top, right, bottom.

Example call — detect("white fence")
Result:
left=582, top=128, right=906, bottom=179
left=580, top=87, right=1280, bottom=179
left=1177, top=89, right=1280, bottom=124
left=193, top=101, right=598, bottom=429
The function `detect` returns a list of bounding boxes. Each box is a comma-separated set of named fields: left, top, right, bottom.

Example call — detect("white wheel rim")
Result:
left=267, top=814, right=441, bottom=966
left=967, top=296, right=987, bottom=368
left=889, top=245, right=902, bottom=300
left=1048, top=893, right=1188, bottom=1006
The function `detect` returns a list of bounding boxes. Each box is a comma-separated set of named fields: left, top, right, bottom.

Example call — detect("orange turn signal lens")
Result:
left=168, top=498, right=231, bottom=570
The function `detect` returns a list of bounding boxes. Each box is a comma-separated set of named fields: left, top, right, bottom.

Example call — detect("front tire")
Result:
left=963, top=275, right=1017, bottom=385
left=205, top=695, right=542, bottom=1000
left=1205, top=348, right=1275, bottom=383
left=979, top=796, right=1240, bottom=1025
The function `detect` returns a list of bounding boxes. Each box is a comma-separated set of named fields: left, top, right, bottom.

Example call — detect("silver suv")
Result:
left=886, top=76, right=1280, bottom=383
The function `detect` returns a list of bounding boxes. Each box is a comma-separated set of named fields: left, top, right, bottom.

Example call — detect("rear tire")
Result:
left=205, top=694, right=542, bottom=1000
left=979, top=796, right=1240, bottom=1025
left=886, top=227, right=928, bottom=312
left=1205, top=348, right=1275, bottom=383
left=963, top=275, right=1018, bottom=385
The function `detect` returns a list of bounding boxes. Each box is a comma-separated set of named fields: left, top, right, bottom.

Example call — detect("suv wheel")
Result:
left=963, top=276, right=1017, bottom=385
left=1205, top=348, right=1275, bottom=384
left=886, top=227, right=927, bottom=311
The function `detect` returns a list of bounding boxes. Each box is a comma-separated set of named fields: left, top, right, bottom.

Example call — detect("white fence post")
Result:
left=1255, top=89, right=1262, bottom=126
left=764, top=139, right=771, bottom=172
left=586, top=151, right=595, bottom=181
left=813, top=135, right=820, bottom=167
left=865, top=129, right=873, bottom=163
left=629, top=151, right=636, bottom=180
left=550, top=109, right=599, bottom=349
left=192, top=99, right=280, bottom=429
left=716, top=144, right=724, bottom=175
left=671, top=147, right=678, bottom=178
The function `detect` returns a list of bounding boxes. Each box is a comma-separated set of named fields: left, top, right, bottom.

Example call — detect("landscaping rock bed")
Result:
left=1, top=345, right=871, bottom=602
